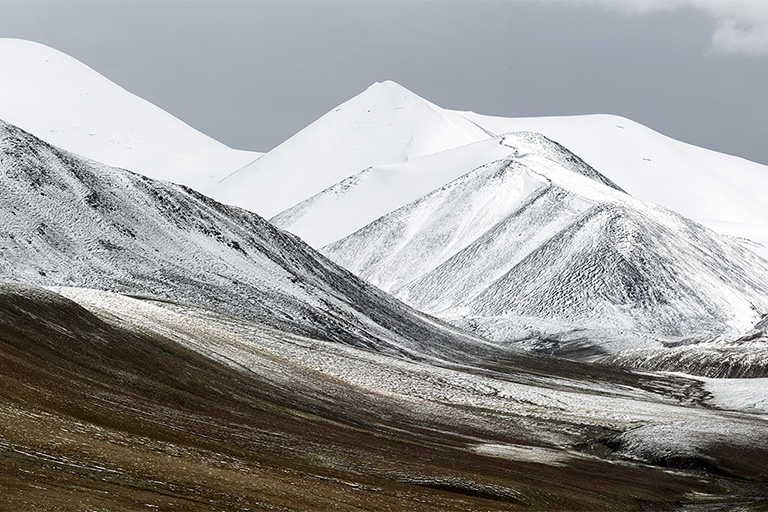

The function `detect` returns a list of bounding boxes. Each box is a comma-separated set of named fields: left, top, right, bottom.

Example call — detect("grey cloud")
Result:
left=556, top=0, right=768, bottom=55
left=711, top=18, right=768, bottom=55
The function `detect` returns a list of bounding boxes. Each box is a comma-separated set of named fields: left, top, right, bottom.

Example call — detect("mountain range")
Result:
left=2, top=39, right=768, bottom=509
left=271, top=82, right=768, bottom=260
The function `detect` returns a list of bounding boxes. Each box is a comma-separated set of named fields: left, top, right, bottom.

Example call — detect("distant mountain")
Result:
left=455, top=111, right=768, bottom=259
left=0, top=38, right=260, bottom=192
left=0, top=119, right=491, bottom=361
left=212, top=80, right=490, bottom=218
left=323, top=132, right=768, bottom=347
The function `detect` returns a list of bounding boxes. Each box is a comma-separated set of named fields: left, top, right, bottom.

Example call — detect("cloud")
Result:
left=555, top=0, right=768, bottom=56
left=710, top=16, right=768, bottom=55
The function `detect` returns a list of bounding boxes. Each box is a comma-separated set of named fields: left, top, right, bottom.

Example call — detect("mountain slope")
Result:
left=455, top=111, right=768, bottom=258
left=272, top=134, right=623, bottom=249
left=270, top=138, right=515, bottom=247
left=603, top=315, right=768, bottom=378
left=0, top=38, right=260, bottom=191
left=0, top=118, right=492, bottom=361
left=266, top=81, right=766, bottom=262
left=324, top=132, right=768, bottom=345
left=212, top=80, right=490, bottom=217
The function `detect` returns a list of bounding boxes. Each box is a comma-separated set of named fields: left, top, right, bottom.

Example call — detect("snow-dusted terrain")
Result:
left=603, top=315, right=768, bottom=378
left=0, top=38, right=261, bottom=192
left=212, top=80, right=491, bottom=218
left=0, top=119, right=493, bottom=361
left=0, top=279, right=761, bottom=510
left=58, top=284, right=767, bottom=440
left=323, top=131, right=768, bottom=362
left=271, top=138, right=531, bottom=248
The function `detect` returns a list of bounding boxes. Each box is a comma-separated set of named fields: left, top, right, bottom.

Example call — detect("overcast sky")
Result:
left=1, top=0, right=767, bottom=165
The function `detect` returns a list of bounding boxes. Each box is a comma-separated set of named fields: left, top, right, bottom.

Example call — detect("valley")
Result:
left=1, top=38, right=767, bottom=511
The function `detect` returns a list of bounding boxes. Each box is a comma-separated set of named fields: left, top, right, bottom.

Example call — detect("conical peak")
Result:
left=354, top=80, right=435, bottom=110
left=365, top=80, right=412, bottom=93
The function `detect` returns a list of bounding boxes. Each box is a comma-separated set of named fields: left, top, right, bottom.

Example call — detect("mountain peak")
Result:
left=367, top=79, right=408, bottom=90
left=211, top=81, right=491, bottom=218
left=0, top=38, right=259, bottom=192
left=362, top=80, right=423, bottom=99
left=347, top=80, right=451, bottom=121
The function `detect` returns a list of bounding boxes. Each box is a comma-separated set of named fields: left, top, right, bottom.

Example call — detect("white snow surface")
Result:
left=0, top=38, right=261, bottom=191
left=455, top=111, right=768, bottom=259
left=271, top=138, right=516, bottom=248
left=702, top=377, right=768, bottom=414
left=212, top=80, right=490, bottom=218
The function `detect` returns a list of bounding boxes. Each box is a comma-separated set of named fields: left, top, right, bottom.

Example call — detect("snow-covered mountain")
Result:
left=455, top=111, right=768, bottom=259
left=0, top=119, right=491, bottom=360
left=323, top=132, right=768, bottom=347
left=212, top=80, right=491, bottom=218
left=271, top=138, right=518, bottom=248
left=0, top=38, right=261, bottom=192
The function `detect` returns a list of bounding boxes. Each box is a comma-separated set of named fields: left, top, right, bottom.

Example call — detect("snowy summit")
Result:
left=0, top=38, right=261, bottom=192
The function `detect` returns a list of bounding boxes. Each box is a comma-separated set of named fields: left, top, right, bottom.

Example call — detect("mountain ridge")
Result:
left=323, top=131, right=768, bottom=352
left=454, top=111, right=768, bottom=258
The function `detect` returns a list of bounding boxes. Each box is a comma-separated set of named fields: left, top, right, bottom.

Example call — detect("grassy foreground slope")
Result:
left=2, top=281, right=768, bottom=511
